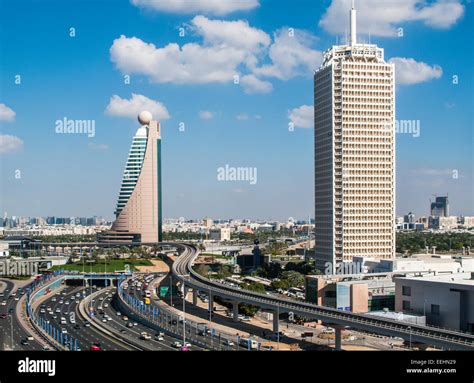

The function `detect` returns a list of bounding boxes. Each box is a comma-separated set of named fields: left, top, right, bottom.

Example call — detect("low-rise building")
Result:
left=394, top=272, right=474, bottom=332
left=305, top=275, right=395, bottom=313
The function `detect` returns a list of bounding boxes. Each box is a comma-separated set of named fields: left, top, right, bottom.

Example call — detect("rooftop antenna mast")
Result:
left=350, top=0, right=357, bottom=46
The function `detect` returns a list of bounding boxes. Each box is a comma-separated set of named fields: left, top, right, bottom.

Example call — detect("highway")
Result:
left=169, top=243, right=474, bottom=350
left=87, top=287, right=180, bottom=351
left=0, top=279, right=43, bottom=350
left=122, top=275, right=247, bottom=350
left=33, top=285, right=128, bottom=351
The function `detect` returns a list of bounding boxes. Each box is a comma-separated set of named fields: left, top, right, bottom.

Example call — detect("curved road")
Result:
left=170, top=243, right=474, bottom=350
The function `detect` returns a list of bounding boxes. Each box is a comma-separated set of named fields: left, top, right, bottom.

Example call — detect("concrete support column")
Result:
left=273, top=311, right=279, bottom=333
left=232, top=301, right=239, bottom=322
left=334, top=326, right=342, bottom=351
left=192, top=289, right=198, bottom=305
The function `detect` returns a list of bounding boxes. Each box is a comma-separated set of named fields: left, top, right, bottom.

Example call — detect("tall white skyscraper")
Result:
left=314, top=1, right=395, bottom=270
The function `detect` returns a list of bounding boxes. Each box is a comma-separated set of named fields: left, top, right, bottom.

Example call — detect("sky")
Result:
left=0, top=0, right=473, bottom=221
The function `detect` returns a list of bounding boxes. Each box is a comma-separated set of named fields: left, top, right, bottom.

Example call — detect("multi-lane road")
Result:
left=33, top=285, right=128, bottom=351
left=0, top=279, right=43, bottom=350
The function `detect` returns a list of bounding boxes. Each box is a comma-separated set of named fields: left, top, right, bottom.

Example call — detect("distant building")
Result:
left=430, top=196, right=449, bottom=217
left=209, top=228, right=231, bottom=241
left=404, top=212, right=415, bottom=224
left=428, top=216, right=458, bottom=230
left=203, top=218, right=213, bottom=228
left=460, top=216, right=474, bottom=228
left=0, top=242, right=9, bottom=257
left=395, top=273, right=474, bottom=332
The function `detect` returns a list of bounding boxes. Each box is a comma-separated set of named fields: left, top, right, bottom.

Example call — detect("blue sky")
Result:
left=0, top=0, right=473, bottom=221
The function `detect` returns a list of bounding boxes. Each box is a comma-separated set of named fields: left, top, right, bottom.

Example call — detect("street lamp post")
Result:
left=10, top=314, right=14, bottom=350
left=408, top=326, right=412, bottom=350
left=170, top=276, right=173, bottom=307
left=182, top=284, right=186, bottom=346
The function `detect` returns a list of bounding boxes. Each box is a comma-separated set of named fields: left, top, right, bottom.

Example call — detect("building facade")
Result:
left=99, top=111, right=162, bottom=244
left=395, top=273, right=474, bottom=332
left=430, top=196, right=449, bottom=217
left=314, top=3, right=395, bottom=270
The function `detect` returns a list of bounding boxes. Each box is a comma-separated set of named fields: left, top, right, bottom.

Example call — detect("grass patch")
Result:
left=50, top=259, right=153, bottom=272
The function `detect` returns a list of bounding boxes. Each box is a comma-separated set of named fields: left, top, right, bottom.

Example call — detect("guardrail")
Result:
left=78, top=288, right=143, bottom=351
left=25, top=272, right=80, bottom=351
left=116, top=279, right=266, bottom=351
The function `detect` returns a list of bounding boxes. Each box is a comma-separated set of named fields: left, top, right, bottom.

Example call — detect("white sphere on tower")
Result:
left=138, top=110, right=153, bottom=125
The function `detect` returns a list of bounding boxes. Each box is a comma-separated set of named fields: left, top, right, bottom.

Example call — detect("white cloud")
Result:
left=0, top=134, right=23, bottom=154
left=241, top=74, right=273, bottom=94
left=199, top=110, right=214, bottom=120
left=288, top=105, right=313, bottom=129
left=389, top=57, right=442, bottom=85
left=131, top=0, right=260, bottom=15
left=110, top=35, right=247, bottom=84
left=0, top=103, right=16, bottom=122
left=253, top=29, right=322, bottom=80
left=105, top=93, right=170, bottom=120
left=320, top=0, right=464, bottom=37
left=190, top=15, right=270, bottom=53
left=236, top=113, right=249, bottom=121
left=110, top=19, right=321, bottom=92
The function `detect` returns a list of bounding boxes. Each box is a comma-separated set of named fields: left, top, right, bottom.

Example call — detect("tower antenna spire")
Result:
left=350, top=0, right=357, bottom=45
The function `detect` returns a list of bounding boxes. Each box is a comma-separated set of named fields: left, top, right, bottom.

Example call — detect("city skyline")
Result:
left=1, top=0, right=473, bottom=220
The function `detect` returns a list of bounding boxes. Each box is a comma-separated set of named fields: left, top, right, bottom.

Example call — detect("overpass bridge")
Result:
left=169, top=243, right=474, bottom=351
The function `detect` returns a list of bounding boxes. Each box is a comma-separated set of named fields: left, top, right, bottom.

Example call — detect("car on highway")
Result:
left=172, top=341, right=182, bottom=348
left=122, top=316, right=129, bottom=321
left=140, top=332, right=151, bottom=340
left=20, top=339, right=29, bottom=346
left=1, top=300, right=6, bottom=306
left=40, top=308, right=46, bottom=314
left=0, top=313, right=7, bottom=319
left=60, top=317, right=67, bottom=325
left=116, top=311, right=121, bottom=316
left=55, top=308, right=61, bottom=313
left=61, top=328, right=67, bottom=334
left=65, top=301, right=69, bottom=305
left=51, top=297, right=57, bottom=302
left=180, top=347, right=190, bottom=351
left=74, top=324, right=81, bottom=330
left=26, top=335, right=34, bottom=341
left=223, top=339, right=235, bottom=347
left=103, top=303, right=109, bottom=308
left=154, top=334, right=164, bottom=341
left=84, top=321, right=91, bottom=327
left=120, top=329, right=127, bottom=334
left=127, top=322, right=134, bottom=328
left=133, top=322, right=138, bottom=326
left=59, top=300, right=64, bottom=304
left=90, top=343, right=102, bottom=351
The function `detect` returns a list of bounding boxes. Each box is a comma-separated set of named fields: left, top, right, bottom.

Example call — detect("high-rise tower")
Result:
left=314, top=1, right=395, bottom=270
left=99, top=111, right=163, bottom=244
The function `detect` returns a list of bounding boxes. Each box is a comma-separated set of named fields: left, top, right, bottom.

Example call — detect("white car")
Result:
left=172, top=341, right=182, bottom=348
left=61, top=328, right=67, bottom=334
left=103, top=303, right=109, bottom=308
left=116, top=312, right=121, bottom=316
